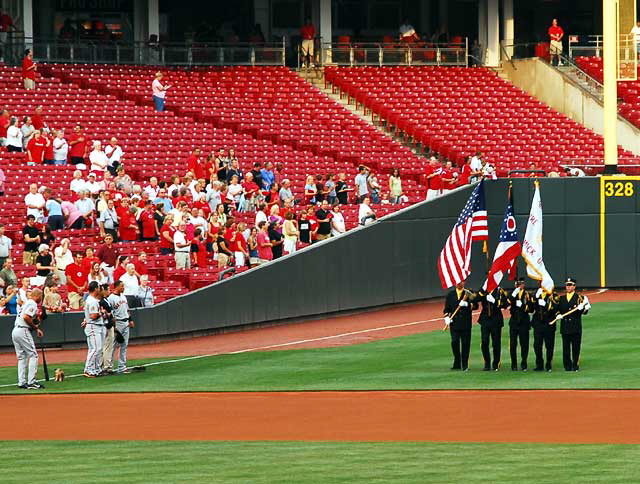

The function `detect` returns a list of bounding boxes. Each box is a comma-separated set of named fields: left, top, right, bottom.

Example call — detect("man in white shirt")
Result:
left=24, top=183, right=45, bottom=222
left=119, top=263, right=140, bottom=307
left=469, top=151, right=484, bottom=182
left=255, top=203, right=268, bottom=227
left=631, top=21, right=640, bottom=53
left=358, top=196, right=376, bottom=226
left=564, top=166, right=586, bottom=177
left=52, top=130, right=68, bottom=165
left=85, top=173, right=101, bottom=195
left=143, top=176, right=160, bottom=198
left=0, top=223, right=12, bottom=267
left=74, top=190, right=95, bottom=228
left=104, top=136, right=123, bottom=175
left=107, top=280, right=134, bottom=373
left=69, top=170, right=86, bottom=193
left=173, top=222, right=191, bottom=269
left=11, top=288, right=44, bottom=389
left=189, top=208, right=208, bottom=233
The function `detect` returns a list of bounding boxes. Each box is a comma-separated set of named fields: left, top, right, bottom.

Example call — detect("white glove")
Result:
left=577, top=303, right=585, bottom=311
left=512, top=288, right=520, bottom=297
left=458, top=300, right=469, bottom=307
left=538, top=299, right=546, bottom=307
left=582, top=296, right=590, bottom=305
left=584, top=304, right=591, bottom=311
left=535, top=288, right=543, bottom=298
left=444, top=316, right=451, bottom=326
left=516, top=300, right=523, bottom=308
left=555, top=314, right=562, bottom=321
left=486, top=294, right=495, bottom=304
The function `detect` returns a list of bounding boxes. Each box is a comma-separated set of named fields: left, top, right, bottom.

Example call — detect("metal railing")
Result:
left=1, top=38, right=287, bottom=66
left=298, top=39, right=468, bottom=68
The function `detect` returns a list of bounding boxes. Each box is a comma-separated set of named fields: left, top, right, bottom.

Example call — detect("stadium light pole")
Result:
left=603, top=0, right=618, bottom=174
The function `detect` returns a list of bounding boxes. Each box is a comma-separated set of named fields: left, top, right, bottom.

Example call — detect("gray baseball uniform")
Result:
left=83, top=295, right=105, bottom=376
left=107, top=293, right=130, bottom=373
left=11, top=299, right=39, bottom=386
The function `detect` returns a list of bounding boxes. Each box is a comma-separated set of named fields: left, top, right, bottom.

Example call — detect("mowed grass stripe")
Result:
left=0, top=301, right=639, bottom=393
left=1, top=441, right=639, bottom=484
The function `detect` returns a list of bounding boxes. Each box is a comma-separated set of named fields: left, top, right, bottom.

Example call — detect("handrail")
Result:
left=499, top=42, right=516, bottom=70
left=557, top=53, right=604, bottom=93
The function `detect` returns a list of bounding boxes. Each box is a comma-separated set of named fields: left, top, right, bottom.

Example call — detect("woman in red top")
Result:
left=139, top=202, right=158, bottom=241
left=113, top=255, right=130, bottom=282
left=26, top=130, right=47, bottom=164
left=191, top=228, right=208, bottom=267
left=117, top=200, right=139, bottom=242
left=0, top=109, right=10, bottom=142
left=43, top=128, right=55, bottom=165
left=159, top=213, right=176, bottom=256
left=81, top=247, right=100, bottom=275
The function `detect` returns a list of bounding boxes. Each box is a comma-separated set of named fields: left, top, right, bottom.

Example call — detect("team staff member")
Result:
left=443, top=280, right=478, bottom=371
left=476, top=286, right=509, bottom=371
left=532, top=286, right=559, bottom=372
left=508, top=277, right=533, bottom=371
left=554, top=277, right=590, bottom=371
left=82, top=281, right=106, bottom=378
left=108, top=280, right=135, bottom=374
left=11, top=288, right=44, bottom=389
left=548, top=18, right=564, bottom=66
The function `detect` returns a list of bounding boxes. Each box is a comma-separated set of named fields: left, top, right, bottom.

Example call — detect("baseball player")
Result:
left=11, top=288, right=45, bottom=389
left=100, top=283, right=115, bottom=373
left=83, top=281, right=105, bottom=378
left=107, top=280, right=134, bottom=374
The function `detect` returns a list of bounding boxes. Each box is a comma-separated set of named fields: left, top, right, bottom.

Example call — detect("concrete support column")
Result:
left=319, top=0, right=332, bottom=63
left=603, top=0, right=618, bottom=173
left=502, top=0, right=514, bottom=57
left=253, top=0, right=270, bottom=41
left=133, top=0, right=147, bottom=44
left=148, top=0, right=159, bottom=41
left=486, top=0, right=499, bottom=66
left=420, top=0, right=431, bottom=38
left=22, top=0, right=33, bottom=44
left=438, top=0, right=448, bottom=33
left=478, top=0, right=487, bottom=64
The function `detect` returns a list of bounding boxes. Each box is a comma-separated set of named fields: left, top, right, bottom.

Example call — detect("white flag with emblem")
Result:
left=521, top=181, right=554, bottom=292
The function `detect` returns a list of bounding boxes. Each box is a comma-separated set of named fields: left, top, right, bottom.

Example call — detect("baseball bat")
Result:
left=40, top=340, right=50, bottom=382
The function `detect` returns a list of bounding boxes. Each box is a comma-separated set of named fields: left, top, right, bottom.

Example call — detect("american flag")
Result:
left=483, top=188, right=521, bottom=292
left=438, top=181, right=488, bottom=289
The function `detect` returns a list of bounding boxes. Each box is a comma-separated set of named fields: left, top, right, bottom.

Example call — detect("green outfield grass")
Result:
left=0, top=301, right=639, bottom=393
left=2, top=441, right=639, bottom=483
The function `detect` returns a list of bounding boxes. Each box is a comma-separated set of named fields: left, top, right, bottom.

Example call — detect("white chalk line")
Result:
left=0, top=288, right=608, bottom=389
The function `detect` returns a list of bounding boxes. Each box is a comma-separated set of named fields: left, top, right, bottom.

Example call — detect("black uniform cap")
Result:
left=565, top=277, right=577, bottom=285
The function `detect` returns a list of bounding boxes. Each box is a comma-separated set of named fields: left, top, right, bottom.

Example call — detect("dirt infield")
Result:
left=1, top=390, right=638, bottom=443
left=1, top=288, right=634, bottom=368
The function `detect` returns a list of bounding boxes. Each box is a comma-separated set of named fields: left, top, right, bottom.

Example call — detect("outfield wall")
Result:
left=1, top=177, right=636, bottom=348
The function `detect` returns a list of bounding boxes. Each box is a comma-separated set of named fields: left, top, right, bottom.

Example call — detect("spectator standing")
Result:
left=173, top=222, right=191, bottom=269
left=331, top=204, right=346, bottom=236
left=137, top=275, right=154, bottom=307
left=441, top=161, right=458, bottom=195
left=21, top=116, right=35, bottom=149
left=260, top=161, right=275, bottom=190
left=389, top=167, right=403, bottom=204
left=250, top=162, right=264, bottom=189
left=0, top=223, right=12, bottom=267
left=458, top=156, right=473, bottom=186
left=26, top=130, right=46, bottom=165
left=43, top=284, right=65, bottom=313
left=425, top=157, right=442, bottom=200
left=549, top=18, right=564, bottom=66
left=0, top=108, right=10, bottom=146
left=22, top=215, right=40, bottom=265
left=631, top=21, right=640, bottom=55
left=89, top=141, right=108, bottom=174
left=67, top=124, right=87, bottom=166
left=44, top=189, right=64, bottom=230
left=469, top=151, right=483, bottom=182
left=315, top=200, right=332, bottom=241
left=139, top=201, right=159, bottom=241
left=6, top=117, right=22, bottom=152
left=53, top=238, right=73, bottom=284
left=0, top=257, right=17, bottom=288
left=87, top=262, right=108, bottom=286
left=69, top=170, right=85, bottom=194
left=98, top=199, right=119, bottom=241
left=39, top=224, right=55, bottom=249
left=355, top=165, right=370, bottom=203
left=96, top=234, right=119, bottom=282
left=226, top=159, right=243, bottom=184
left=119, top=263, right=140, bottom=308
left=35, top=244, right=54, bottom=278
left=254, top=202, right=268, bottom=227
left=43, top=128, right=55, bottom=165
left=282, top=211, right=299, bottom=255
left=279, top=179, right=295, bottom=206
left=268, top=221, right=284, bottom=259
left=24, top=184, right=45, bottom=222
left=300, top=17, right=316, bottom=67
left=335, top=172, right=351, bottom=205
left=22, top=49, right=37, bottom=90
left=104, top=137, right=123, bottom=175
left=2, top=284, right=18, bottom=314
left=325, top=174, right=337, bottom=205
left=304, top=175, right=317, bottom=205
left=31, top=106, right=48, bottom=131
left=154, top=188, right=173, bottom=213
left=215, top=227, right=233, bottom=269
left=256, top=221, right=272, bottom=263
left=152, top=71, right=170, bottom=111
left=159, top=214, right=175, bottom=255
left=241, top=173, right=260, bottom=211
left=368, top=173, right=381, bottom=204
left=65, top=252, right=86, bottom=309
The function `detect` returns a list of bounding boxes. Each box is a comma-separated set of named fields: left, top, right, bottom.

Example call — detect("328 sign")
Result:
left=603, top=181, right=634, bottom=197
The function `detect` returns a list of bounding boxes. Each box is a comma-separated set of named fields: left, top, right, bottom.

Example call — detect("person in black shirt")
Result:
left=216, top=232, right=233, bottom=269
left=335, top=172, right=351, bottom=205
left=476, top=286, right=509, bottom=371
left=315, top=200, right=332, bottom=241
left=39, top=224, right=55, bottom=248
left=508, top=277, right=534, bottom=371
left=553, top=277, right=591, bottom=371
left=298, top=210, right=311, bottom=244
left=22, top=215, right=41, bottom=265
left=315, top=174, right=325, bottom=203
left=268, top=221, right=284, bottom=259
left=443, top=280, right=478, bottom=371
left=250, top=162, right=263, bottom=190
left=35, top=244, right=54, bottom=277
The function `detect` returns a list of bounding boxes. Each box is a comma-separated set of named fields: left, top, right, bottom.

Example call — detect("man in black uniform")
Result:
left=553, top=277, right=590, bottom=371
left=476, top=286, right=509, bottom=371
left=508, top=277, right=533, bottom=371
left=531, top=285, right=559, bottom=372
left=443, top=280, right=478, bottom=371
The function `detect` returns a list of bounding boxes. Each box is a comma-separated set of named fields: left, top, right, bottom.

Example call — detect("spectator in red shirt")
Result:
left=26, top=130, right=47, bottom=165
left=82, top=247, right=99, bottom=275
left=441, top=161, right=458, bottom=194
left=300, top=18, right=315, bottom=67
left=22, top=49, right=37, bottom=90
left=0, top=10, right=15, bottom=50
left=32, top=106, right=48, bottom=131
left=67, top=124, right=87, bottom=166
left=113, top=255, right=130, bottom=282
left=117, top=199, right=139, bottom=242
left=139, top=201, right=159, bottom=241
left=306, top=205, right=319, bottom=243
left=0, top=109, right=10, bottom=145
left=458, top=156, right=472, bottom=186
left=65, top=252, right=87, bottom=309
left=159, top=213, right=176, bottom=255
left=43, top=128, right=55, bottom=165
left=191, top=228, right=208, bottom=267
left=186, top=148, right=204, bottom=178
left=241, top=172, right=260, bottom=211
left=256, top=221, right=272, bottom=263
left=134, top=251, right=149, bottom=276
left=548, top=18, right=564, bottom=66
left=426, top=158, right=444, bottom=201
